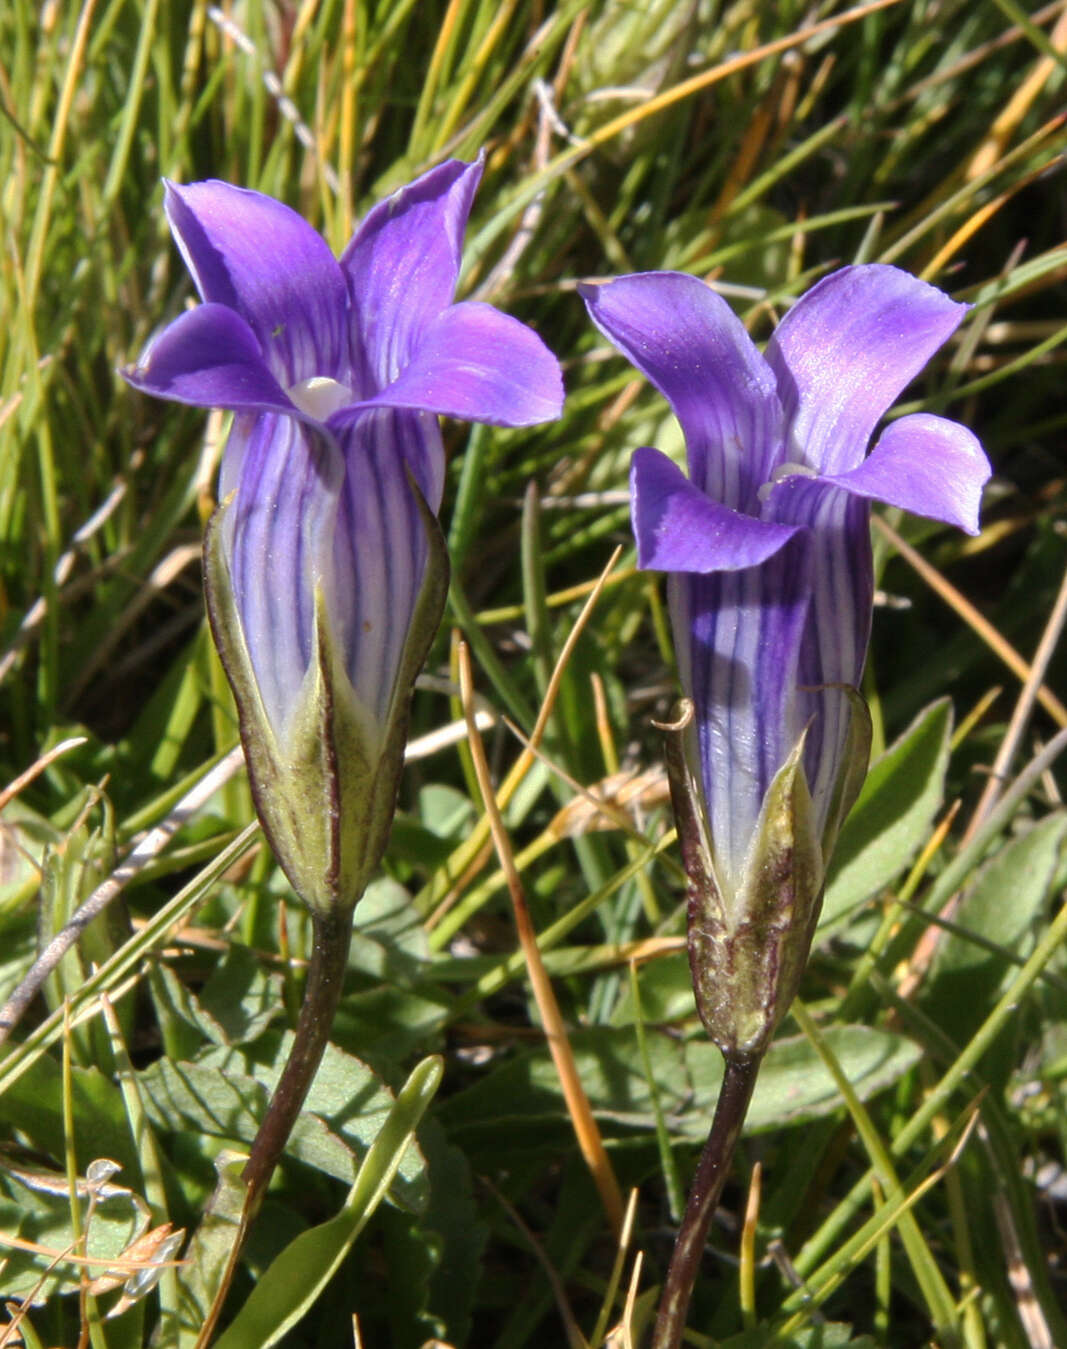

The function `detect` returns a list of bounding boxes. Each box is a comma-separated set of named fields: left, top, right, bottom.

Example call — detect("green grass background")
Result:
left=1, top=1, right=1066, bottom=1345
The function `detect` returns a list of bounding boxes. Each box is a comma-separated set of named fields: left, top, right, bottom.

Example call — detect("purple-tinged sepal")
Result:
left=660, top=704, right=823, bottom=1056
left=203, top=474, right=449, bottom=915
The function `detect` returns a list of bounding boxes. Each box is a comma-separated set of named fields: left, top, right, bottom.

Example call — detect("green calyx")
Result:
left=202, top=480, right=449, bottom=916
left=662, top=694, right=871, bottom=1057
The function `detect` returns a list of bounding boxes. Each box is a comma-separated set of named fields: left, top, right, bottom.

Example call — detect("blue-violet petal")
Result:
left=765, top=264, right=969, bottom=477
left=581, top=272, right=783, bottom=508
left=164, top=180, right=349, bottom=388
left=631, top=446, right=799, bottom=573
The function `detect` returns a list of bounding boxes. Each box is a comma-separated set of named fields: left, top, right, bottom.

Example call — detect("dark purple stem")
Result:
left=651, top=1050, right=762, bottom=1349
left=195, top=905, right=354, bottom=1349
left=242, top=904, right=354, bottom=1204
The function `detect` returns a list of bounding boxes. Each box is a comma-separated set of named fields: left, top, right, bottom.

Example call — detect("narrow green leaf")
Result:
left=176, top=1152, right=250, bottom=1349
left=791, top=1001, right=959, bottom=1340
left=211, top=1055, right=442, bottom=1349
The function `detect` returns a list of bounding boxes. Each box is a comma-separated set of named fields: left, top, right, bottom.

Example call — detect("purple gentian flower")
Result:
left=126, top=158, right=563, bottom=911
left=582, top=265, right=989, bottom=1051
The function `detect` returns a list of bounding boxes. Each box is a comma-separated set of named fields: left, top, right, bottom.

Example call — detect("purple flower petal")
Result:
left=580, top=272, right=783, bottom=509
left=764, top=476, right=874, bottom=821
left=123, top=304, right=294, bottom=415
left=341, top=159, right=483, bottom=391
left=328, top=301, right=563, bottom=430
left=164, top=180, right=349, bottom=388
left=823, top=412, right=989, bottom=535
left=631, top=447, right=799, bottom=573
left=222, top=413, right=344, bottom=742
left=766, top=264, right=969, bottom=476
left=803, top=495, right=874, bottom=821
left=330, top=409, right=438, bottom=723
left=672, top=541, right=812, bottom=892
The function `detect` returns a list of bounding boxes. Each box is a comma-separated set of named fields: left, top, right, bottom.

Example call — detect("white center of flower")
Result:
left=756, top=460, right=818, bottom=503
left=288, top=376, right=356, bottom=421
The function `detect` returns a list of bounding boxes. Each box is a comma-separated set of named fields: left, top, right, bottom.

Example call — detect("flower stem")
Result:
left=194, top=903, right=353, bottom=1349
left=242, top=904, right=354, bottom=1203
left=651, top=1049, right=763, bottom=1349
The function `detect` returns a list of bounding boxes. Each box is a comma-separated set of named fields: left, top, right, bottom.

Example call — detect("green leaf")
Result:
left=0, top=1057, right=139, bottom=1179
left=440, top=1023, right=919, bottom=1146
left=198, top=943, right=284, bottom=1046
left=211, top=1055, right=442, bottom=1349
left=149, top=964, right=229, bottom=1055
left=610, top=952, right=696, bottom=1027
left=0, top=1167, right=146, bottom=1300
left=332, top=983, right=450, bottom=1063
left=684, top=1025, right=922, bottom=1136
left=924, top=812, right=1067, bottom=1046
left=0, top=919, right=39, bottom=1006
left=389, top=784, right=477, bottom=876
left=174, top=1151, right=249, bottom=1347
left=414, top=1118, right=488, bottom=1346
left=347, top=875, right=430, bottom=982
left=821, top=699, right=952, bottom=930
left=137, top=1036, right=429, bottom=1211
left=0, top=797, right=61, bottom=918
left=719, top=1324, right=877, bottom=1348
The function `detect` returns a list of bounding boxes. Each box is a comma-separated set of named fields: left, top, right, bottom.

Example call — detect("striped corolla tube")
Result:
left=126, top=158, right=563, bottom=913
left=582, top=266, right=990, bottom=1053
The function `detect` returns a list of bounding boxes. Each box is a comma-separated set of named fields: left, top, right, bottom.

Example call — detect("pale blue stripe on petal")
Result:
left=341, top=159, right=483, bottom=393
left=124, top=304, right=296, bottom=415
left=631, top=447, right=799, bottom=573
left=330, top=300, right=563, bottom=429
left=333, top=409, right=431, bottom=724
left=766, top=264, right=969, bottom=477
left=824, top=412, right=989, bottom=535
left=768, top=478, right=872, bottom=832
left=226, top=413, right=342, bottom=741
left=673, top=537, right=811, bottom=895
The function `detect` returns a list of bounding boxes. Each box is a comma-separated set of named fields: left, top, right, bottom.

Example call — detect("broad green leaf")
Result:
left=440, top=1023, right=919, bottom=1147
left=0, top=1166, right=146, bottom=1300
left=0, top=798, right=60, bottom=917
left=332, top=983, right=450, bottom=1063
left=0, top=1057, right=139, bottom=1179
left=137, top=1037, right=429, bottom=1211
left=389, top=784, right=477, bottom=876
left=347, top=875, right=430, bottom=982
left=211, top=1056, right=442, bottom=1349
left=684, top=1026, right=922, bottom=1136
left=821, top=699, right=952, bottom=930
left=610, top=951, right=695, bottom=1026
left=409, top=1118, right=488, bottom=1346
left=438, top=1024, right=686, bottom=1163
left=924, top=812, right=1067, bottom=1046
left=197, top=943, right=283, bottom=1046
left=149, top=964, right=230, bottom=1057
